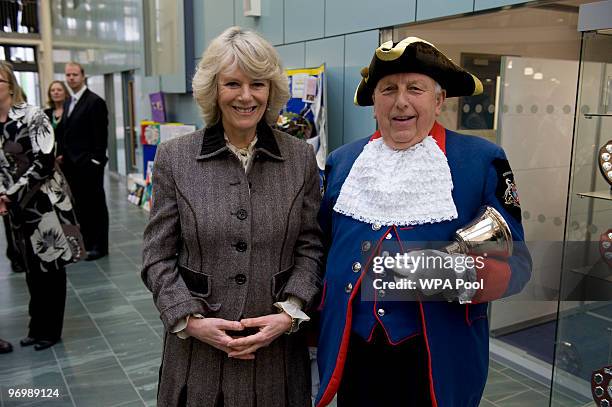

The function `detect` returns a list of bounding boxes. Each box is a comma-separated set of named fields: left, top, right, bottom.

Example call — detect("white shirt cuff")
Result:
left=172, top=313, right=204, bottom=339
left=273, top=296, right=310, bottom=330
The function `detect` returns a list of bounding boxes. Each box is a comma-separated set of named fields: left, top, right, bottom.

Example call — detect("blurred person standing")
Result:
left=142, top=26, right=323, bottom=406
left=56, top=62, right=109, bottom=261
left=44, top=80, right=69, bottom=133
left=0, top=61, right=81, bottom=351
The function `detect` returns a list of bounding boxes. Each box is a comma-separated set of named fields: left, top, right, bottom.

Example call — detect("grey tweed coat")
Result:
left=142, top=121, right=323, bottom=407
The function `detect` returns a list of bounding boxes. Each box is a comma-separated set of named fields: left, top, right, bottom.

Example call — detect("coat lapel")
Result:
left=196, top=120, right=284, bottom=162
left=67, top=88, right=89, bottom=120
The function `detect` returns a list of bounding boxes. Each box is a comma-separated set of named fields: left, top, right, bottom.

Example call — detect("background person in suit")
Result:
left=56, top=62, right=109, bottom=261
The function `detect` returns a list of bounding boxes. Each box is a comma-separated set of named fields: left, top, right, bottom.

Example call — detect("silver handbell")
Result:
left=443, top=206, right=513, bottom=257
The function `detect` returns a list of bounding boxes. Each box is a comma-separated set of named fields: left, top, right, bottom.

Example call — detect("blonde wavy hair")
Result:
left=192, top=26, right=289, bottom=127
left=0, top=61, right=26, bottom=105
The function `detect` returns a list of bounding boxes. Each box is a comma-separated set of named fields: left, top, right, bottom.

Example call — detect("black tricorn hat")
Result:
left=354, top=37, right=483, bottom=106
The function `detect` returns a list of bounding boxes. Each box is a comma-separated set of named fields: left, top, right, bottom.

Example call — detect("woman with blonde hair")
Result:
left=0, top=61, right=81, bottom=351
left=142, top=26, right=323, bottom=406
left=44, top=80, right=69, bottom=130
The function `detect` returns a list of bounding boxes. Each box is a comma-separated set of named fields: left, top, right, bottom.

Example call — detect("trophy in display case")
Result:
left=592, top=365, right=612, bottom=407
left=599, top=140, right=612, bottom=188
left=602, top=230, right=612, bottom=269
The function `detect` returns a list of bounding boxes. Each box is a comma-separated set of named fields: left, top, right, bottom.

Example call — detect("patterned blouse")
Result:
left=0, top=103, right=55, bottom=202
left=0, top=102, right=80, bottom=268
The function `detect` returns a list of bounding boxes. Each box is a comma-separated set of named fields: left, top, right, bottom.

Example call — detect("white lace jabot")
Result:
left=333, top=136, right=458, bottom=226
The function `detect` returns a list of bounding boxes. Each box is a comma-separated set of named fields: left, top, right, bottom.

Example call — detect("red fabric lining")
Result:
left=465, top=304, right=487, bottom=326
left=471, top=257, right=511, bottom=303
left=464, top=305, right=487, bottom=326
left=317, top=281, right=328, bottom=311
left=418, top=302, right=439, bottom=407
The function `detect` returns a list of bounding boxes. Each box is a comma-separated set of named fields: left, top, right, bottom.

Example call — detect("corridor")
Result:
left=0, top=175, right=587, bottom=407
left=0, top=177, right=159, bottom=406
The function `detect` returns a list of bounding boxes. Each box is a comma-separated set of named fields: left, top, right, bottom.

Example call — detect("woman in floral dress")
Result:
left=0, top=61, right=81, bottom=351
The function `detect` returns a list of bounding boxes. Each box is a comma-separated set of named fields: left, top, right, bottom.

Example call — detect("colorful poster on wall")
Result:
left=275, top=64, right=327, bottom=170
left=149, top=92, right=167, bottom=123
left=140, top=121, right=159, bottom=145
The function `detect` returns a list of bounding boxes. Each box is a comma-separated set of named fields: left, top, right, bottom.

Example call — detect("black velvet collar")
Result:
left=197, top=120, right=283, bottom=161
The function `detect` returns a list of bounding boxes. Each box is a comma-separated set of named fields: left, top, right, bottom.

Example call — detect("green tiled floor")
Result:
left=0, top=177, right=158, bottom=407
left=0, top=175, right=591, bottom=406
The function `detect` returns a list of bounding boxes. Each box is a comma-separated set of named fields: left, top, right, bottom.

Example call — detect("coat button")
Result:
left=345, top=283, right=353, bottom=293
left=378, top=289, right=385, bottom=298
left=235, top=241, right=247, bottom=252
left=372, top=223, right=381, bottom=231
left=235, top=274, right=247, bottom=285
left=361, top=241, right=371, bottom=252
left=377, top=308, right=385, bottom=317
left=236, top=209, right=248, bottom=220
left=352, top=262, right=362, bottom=273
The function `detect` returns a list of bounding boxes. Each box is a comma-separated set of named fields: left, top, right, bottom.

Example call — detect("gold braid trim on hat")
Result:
left=471, top=74, right=484, bottom=95
left=360, top=67, right=369, bottom=83
left=375, top=37, right=437, bottom=61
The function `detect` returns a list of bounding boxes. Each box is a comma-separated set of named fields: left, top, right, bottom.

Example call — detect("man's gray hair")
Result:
left=434, top=81, right=443, bottom=96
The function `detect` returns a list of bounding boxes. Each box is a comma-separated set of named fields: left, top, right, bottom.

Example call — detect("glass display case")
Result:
left=552, top=3, right=612, bottom=405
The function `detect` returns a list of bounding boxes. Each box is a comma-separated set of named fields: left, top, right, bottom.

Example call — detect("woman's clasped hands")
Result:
left=184, top=313, right=292, bottom=360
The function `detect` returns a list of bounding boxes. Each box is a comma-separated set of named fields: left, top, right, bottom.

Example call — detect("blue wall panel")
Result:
left=134, top=75, right=161, bottom=124
left=325, top=0, right=416, bottom=37
left=276, top=43, right=306, bottom=69
left=200, top=0, right=235, bottom=57
left=474, top=0, right=526, bottom=11
left=160, top=1, right=187, bottom=93
left=416, top=0, right=472, bottom=21
left=194, top=0, right=206, bottom=58
left=284, top=0, right=325, bottom=43
left=164, top=93, right=203, bottom=127
left=305, top=37, right=345, bottom=152
left=343, top=30, right=378, bottom=145
left=234, top=0, right=284, bottom=45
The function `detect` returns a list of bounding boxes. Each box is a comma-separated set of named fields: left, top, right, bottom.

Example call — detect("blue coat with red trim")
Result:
left=315, top=125, right=532, bottom=407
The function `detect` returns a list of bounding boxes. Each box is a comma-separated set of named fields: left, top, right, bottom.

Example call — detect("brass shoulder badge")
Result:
left=503, top=176, right=520, bottom=208
left=493, top=158, right=521, bottom=222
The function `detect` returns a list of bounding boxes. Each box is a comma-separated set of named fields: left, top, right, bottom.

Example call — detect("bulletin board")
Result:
left=275, top=64, right=327, bottom=170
